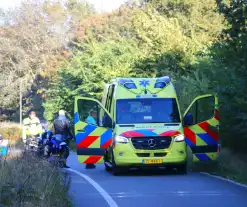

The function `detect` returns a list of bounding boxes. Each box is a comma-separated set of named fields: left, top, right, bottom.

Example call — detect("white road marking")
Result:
left=67, top=168, right=118, bottom=207
left=200, top=172, right=247, bottom=189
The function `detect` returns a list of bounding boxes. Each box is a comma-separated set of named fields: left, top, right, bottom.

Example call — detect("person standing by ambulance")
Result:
left=85, top=109, right=97, bottom=169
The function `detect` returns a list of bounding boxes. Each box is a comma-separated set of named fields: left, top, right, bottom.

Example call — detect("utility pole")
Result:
left=20, top=79, right=22, bottom=127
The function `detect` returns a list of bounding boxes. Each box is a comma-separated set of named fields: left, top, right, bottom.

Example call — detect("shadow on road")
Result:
left=112, top=167, right=188, bottom=177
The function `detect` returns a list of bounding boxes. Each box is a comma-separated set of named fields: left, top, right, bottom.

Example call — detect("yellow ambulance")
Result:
left=74, top=77, right=219, bottom=175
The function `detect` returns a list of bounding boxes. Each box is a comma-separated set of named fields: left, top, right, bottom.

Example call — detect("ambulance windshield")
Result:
left=116, top=98, right=180, bottom=124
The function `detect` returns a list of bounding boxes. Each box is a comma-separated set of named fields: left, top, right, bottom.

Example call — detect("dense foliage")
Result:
left=44, top=0, right=225, bottom=117
left=1, top=0, right=247, bottom=153
left=0, top=0, right=94, bottom=118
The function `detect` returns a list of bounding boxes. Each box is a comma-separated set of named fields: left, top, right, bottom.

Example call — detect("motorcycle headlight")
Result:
left=115, top=136, right=129, bottom=143
left=174, top=134, right=185, bottom=142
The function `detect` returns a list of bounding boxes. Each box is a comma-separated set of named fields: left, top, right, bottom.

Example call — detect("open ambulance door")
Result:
left=183, top=94, right=219, bottom=162
left=74, top=97, right=113, bottom=164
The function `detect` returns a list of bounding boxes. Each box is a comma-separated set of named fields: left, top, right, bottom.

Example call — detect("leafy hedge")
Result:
left=0, top=155, right=72, bottom=206
left=43, top=0, right=247, bottom=153
left=0, top=123, right=21, bottom=145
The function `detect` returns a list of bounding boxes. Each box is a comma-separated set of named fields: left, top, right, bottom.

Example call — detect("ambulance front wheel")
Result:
left=104, top=151, right=111, bottom=172
left=104, top=163, right=111, bottom=172
left=111, top=151, right=126, bottom=176
left=176, top=163, right=188, bottom=175
left=112, top=165, right=123, bottom=176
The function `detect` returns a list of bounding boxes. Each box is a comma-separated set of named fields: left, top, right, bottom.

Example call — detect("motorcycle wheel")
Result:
left=61, top=146, right=70, bottom=159
left=44, top=145, right=51, bottom=157
left=57, top=147, right=69, bottom=168
left=55, top=154, right=66, bottom=168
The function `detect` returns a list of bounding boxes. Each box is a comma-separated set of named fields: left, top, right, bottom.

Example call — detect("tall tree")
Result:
left=0, top=0, right=94, bottom=118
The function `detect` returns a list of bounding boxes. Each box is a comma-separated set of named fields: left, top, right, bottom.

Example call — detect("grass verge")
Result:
left=189, top=147, right=247, bottom=185
left=0, top=150, right=73, bottom=206
left=212, top=148, right=247, bottom=185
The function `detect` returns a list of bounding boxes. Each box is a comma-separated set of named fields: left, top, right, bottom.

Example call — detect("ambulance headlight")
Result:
left=115, top=136, right=129, bottom=143
left=174, top=134, right=185, bottom=142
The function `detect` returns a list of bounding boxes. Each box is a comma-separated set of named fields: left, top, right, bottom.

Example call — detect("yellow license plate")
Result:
left=143, top=159, right=163, bottom=164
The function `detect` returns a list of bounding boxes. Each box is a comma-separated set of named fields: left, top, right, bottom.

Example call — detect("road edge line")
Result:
left=67, top=168, right=118, bottom=207
left=200, top=172, right=247, bottom=189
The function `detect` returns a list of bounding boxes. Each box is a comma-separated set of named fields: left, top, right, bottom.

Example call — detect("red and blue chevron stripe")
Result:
left=120, top=129, right=181, bottom=138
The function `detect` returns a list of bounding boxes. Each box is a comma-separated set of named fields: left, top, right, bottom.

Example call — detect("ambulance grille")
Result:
left=136, top=153, right=150, bottom=157
left=131, top=136, right=172, bottom=150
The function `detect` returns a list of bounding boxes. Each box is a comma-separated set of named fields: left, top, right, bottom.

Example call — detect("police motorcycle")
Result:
left=23, top=123, right=43, bottom=156
left=43, top=130, right=70, bottom=167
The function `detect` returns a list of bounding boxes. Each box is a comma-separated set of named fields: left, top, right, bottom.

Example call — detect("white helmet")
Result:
left=59, top=110, right=66, bottom=116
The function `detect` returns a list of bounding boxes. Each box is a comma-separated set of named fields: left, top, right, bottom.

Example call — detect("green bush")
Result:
left=0, top=123, right=22, bottom=145
left=42, top=0, right=247, bottom=155
left=0, top=154, right=72, bottom=206
left=188, top=148, right=247, bottom=185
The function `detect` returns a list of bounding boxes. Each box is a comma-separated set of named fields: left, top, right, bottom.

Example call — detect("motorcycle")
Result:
left=44, top=133, right=70, bottom=167
left=25, top=134, right=43, bottom=156
left=23, top=122, right=43, bottom=155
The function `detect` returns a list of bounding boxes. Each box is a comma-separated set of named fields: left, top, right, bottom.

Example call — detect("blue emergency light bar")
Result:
left=124, top=83, right=137, bottom=89
left=154, top=82, right=166, bottom=88
left=119, top=76, right=171, bottom=90
left=119, top=78, right=133, bottom=85
left=154, top=76, right=171, bottom=88
left=119, top=79, right=137, bottom=89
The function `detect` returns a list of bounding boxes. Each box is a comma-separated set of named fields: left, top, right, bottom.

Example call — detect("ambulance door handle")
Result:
left=78, top=129, right=85, bottom=132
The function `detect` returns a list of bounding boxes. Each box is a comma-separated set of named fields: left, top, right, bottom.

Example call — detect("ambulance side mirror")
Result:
left=183, top=113, right=194, bottom=126
left=103, top=113, right=113, bottom=128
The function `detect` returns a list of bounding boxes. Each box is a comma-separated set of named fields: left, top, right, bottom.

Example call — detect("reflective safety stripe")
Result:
left=193, top=152, right=217, bottom=161
left=78, top=155, right=104, bottom=164
left=185, top=111, right=219, bottom=162
left=196, top=133, right=218, bottom=145
left=198, top=122, right=218, bottom=141
left=190, top=145, right=218, bottom=153
left=77, top=136, right=100, bottom=148
left=84, top=156, right=102, bottom=164
left=194, top=153, right=211, bottom=161
left=159, top=130, right=180, bottom=137
left=120, top=129, right=181, bottom=138
left=100, top=130, right=112, bottom=148
left=184, top=127, right=196, bottom=146
left=101, top=138, right=112, bottom=149
left=77, top=148, right=105, bottom=156
left=74, top=108, right=113, bottom=164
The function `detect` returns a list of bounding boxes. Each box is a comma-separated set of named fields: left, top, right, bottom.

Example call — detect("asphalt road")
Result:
left=67, top=153, right=247, bottom=207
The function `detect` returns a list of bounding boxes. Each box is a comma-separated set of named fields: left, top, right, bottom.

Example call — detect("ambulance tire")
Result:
left=111, top=151, right=125, bottom=176
left=104, top=151, right=111, bottom=172
left=112, top=165, right=123, bottom=176
left=176, top=163, right=188, bottom=175
left=104, top=163, right=111, bottom=172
